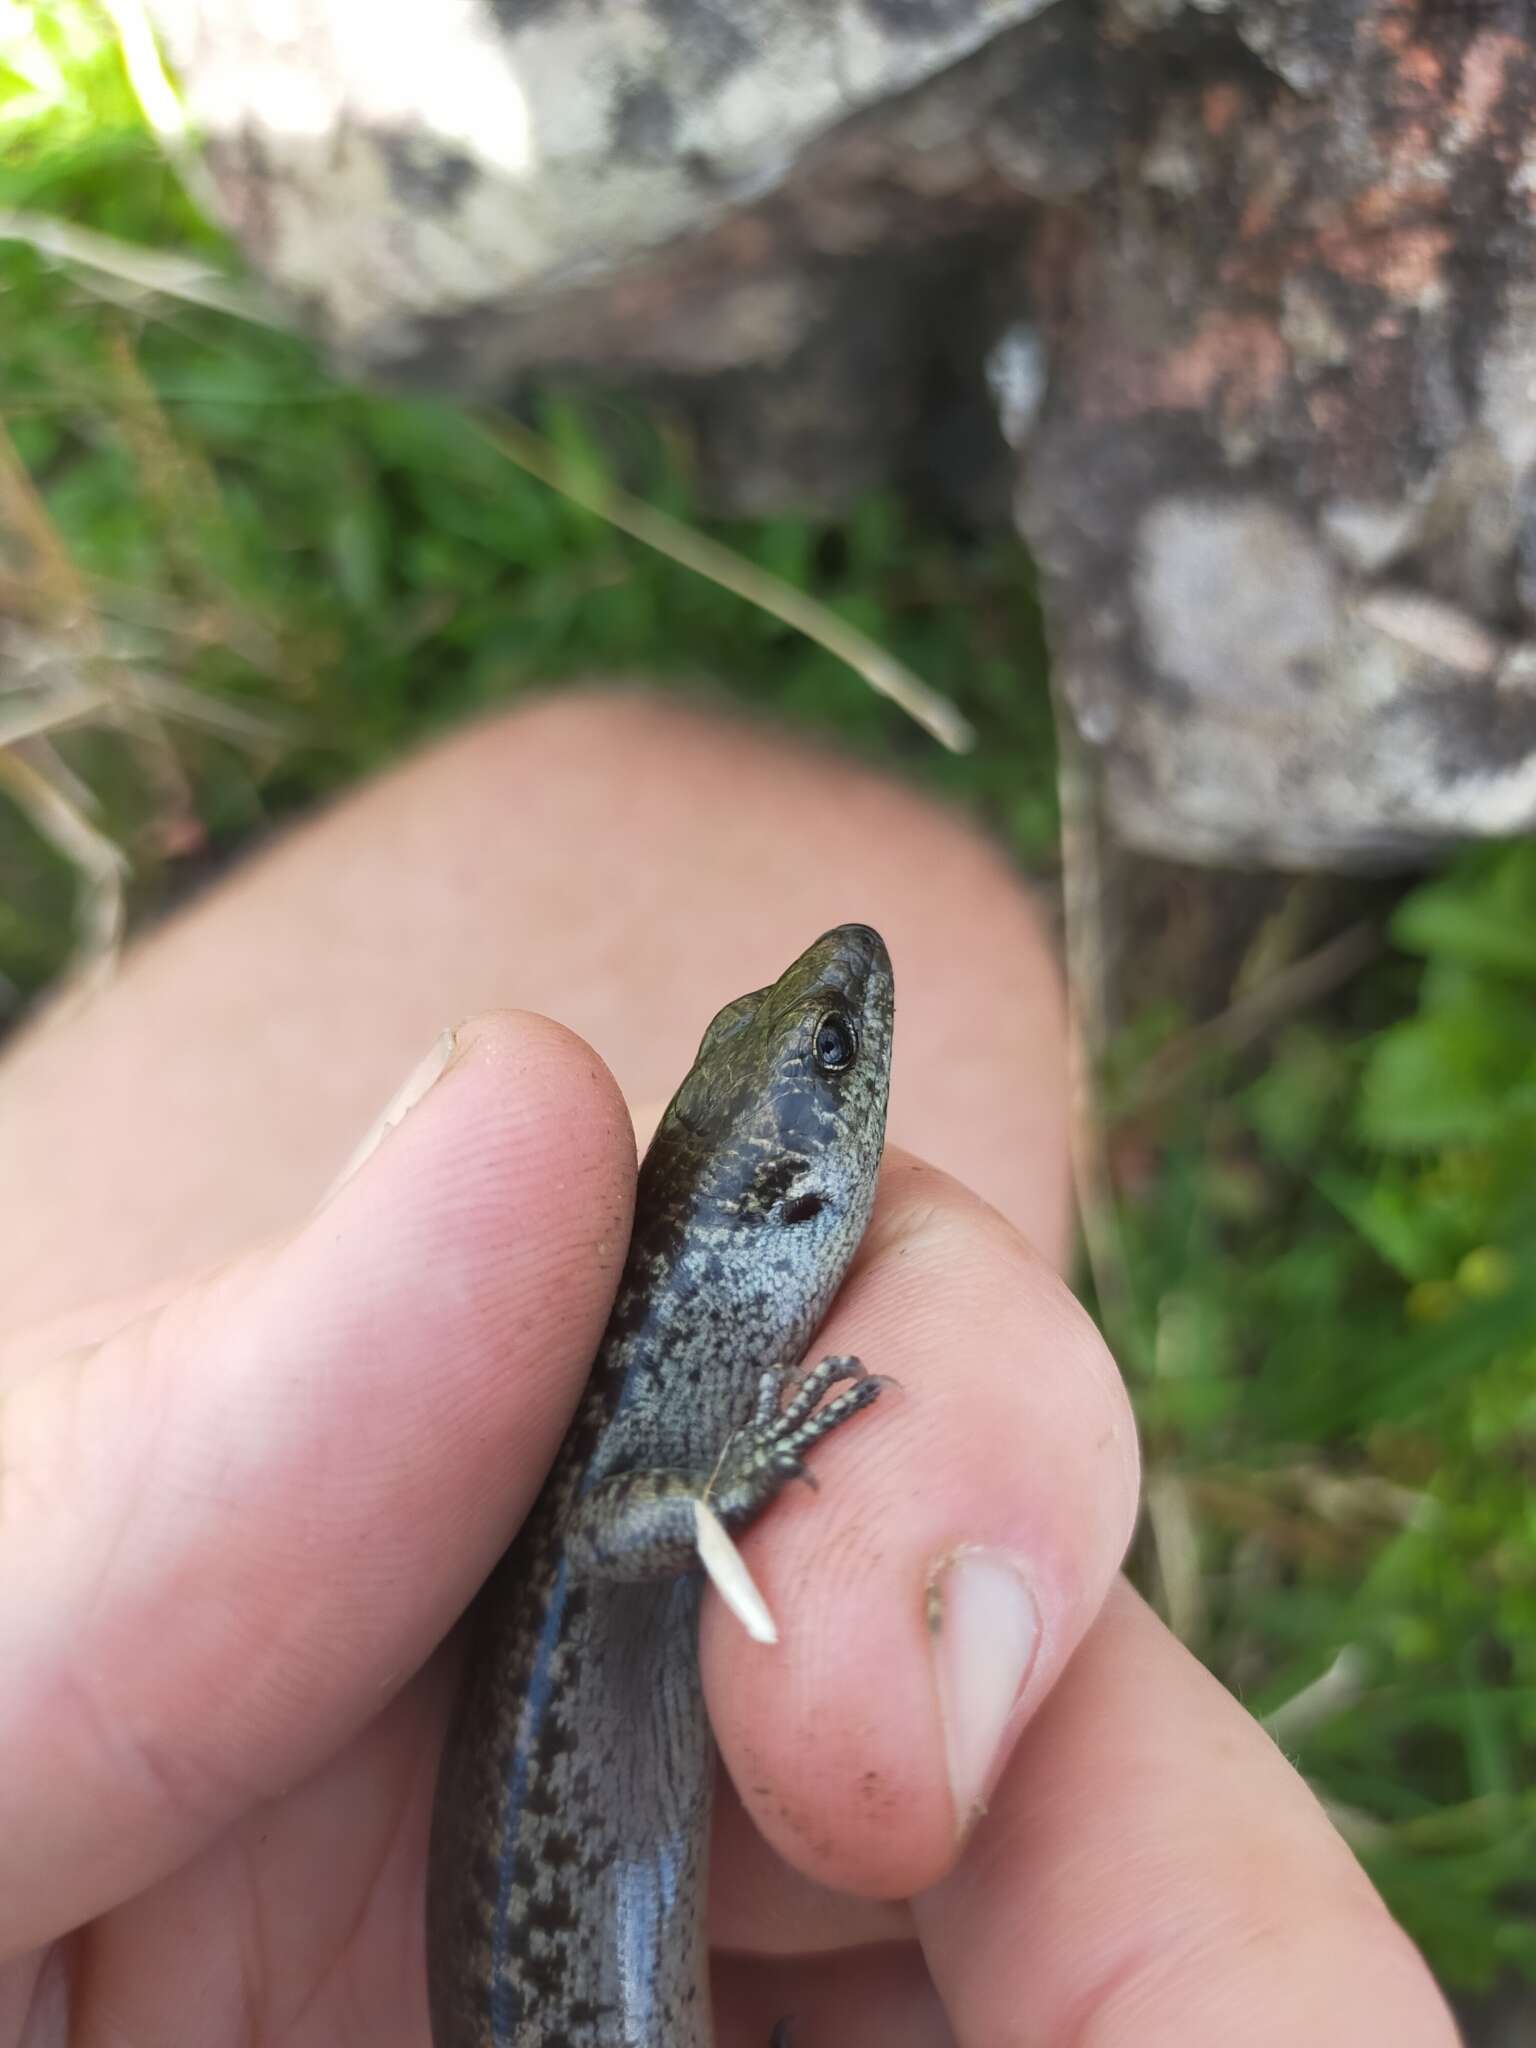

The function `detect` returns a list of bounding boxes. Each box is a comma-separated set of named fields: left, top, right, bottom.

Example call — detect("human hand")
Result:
left=0, top=1015, right=1458, bottom=2045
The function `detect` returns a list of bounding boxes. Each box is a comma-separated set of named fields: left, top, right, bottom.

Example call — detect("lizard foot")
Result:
left=710, top=1354, right=889, bottom=1523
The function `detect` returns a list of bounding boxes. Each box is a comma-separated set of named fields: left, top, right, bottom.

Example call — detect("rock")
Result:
left=148, top=0, right=1536, bottom=866
left=1020, top=3, right=1536, bottom=864
left=147, top=0, right=1055, bottom=372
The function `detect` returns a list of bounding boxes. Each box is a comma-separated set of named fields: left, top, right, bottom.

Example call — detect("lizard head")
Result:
left=661, top=922, right=894, bottom=1275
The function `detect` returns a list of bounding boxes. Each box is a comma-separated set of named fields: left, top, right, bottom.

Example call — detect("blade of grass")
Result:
left=0, top=680, right=110, bottom=747
left=96, top=0, right=223, bottom=219
left=0, top=741, right=126, bottom=991
left=471, top=412, right=977, bottom=753
left=0, top=209, right=266, bottom=321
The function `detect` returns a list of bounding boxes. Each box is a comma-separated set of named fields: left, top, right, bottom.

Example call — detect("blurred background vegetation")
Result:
left=4, top=0, right=1533, bottom=2009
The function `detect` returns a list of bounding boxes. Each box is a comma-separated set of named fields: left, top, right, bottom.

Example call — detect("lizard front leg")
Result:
left=565, top=1355, right=885, bottom=1582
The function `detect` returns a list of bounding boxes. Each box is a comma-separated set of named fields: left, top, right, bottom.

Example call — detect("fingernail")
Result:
left=320, top=1028, right=460, bottom=1205
left=928, top=1549, right=1040, bottom=1836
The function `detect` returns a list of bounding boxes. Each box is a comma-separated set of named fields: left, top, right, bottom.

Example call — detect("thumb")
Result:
left=0, top=1012, right=633, bottom=1959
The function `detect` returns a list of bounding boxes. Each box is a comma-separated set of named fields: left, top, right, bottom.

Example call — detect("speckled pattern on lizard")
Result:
left=427, top=922, right=894, bottom=2047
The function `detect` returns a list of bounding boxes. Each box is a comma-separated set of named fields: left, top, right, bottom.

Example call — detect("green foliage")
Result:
left=1113, top=844, right=1536, bottom=1986
left=1358, top=848, right=1536, bottom=1152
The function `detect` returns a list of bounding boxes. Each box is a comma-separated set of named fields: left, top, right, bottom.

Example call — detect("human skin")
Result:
left=0, top=691, right=1458, bottom=2044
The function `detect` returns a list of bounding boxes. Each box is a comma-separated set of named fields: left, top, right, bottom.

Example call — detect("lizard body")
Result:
left=427, top=923, right=894, bottom=2047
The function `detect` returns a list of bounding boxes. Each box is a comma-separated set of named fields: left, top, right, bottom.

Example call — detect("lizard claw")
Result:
left=710, top=1357, right=886, bottom=1528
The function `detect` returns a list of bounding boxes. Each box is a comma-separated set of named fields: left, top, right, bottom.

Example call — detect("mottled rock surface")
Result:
left=1024, top=0, right=1536, bottom=864
left=150, top=0, right=1536, bottom=866
left=148, top=0, right=1054, bottom=371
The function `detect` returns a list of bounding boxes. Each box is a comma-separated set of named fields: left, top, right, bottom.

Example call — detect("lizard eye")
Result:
left=813, top=1013, right=857, bottom=1072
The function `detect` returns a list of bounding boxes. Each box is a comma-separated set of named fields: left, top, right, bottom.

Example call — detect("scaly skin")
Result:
left=427, top=924, right=894, bottom=2048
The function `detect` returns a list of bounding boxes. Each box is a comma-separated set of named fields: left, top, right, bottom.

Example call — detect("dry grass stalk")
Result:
left=0, top=209, right=264, bottom=323
left=473, top=412, right=977, bottom=754
left=0, top=337, right=284, bottom=993
left=0, top=741, right=127, bottom=996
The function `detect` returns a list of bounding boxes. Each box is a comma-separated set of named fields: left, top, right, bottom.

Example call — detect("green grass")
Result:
left=0, top=4, right=1053, bottom=1012
left=1101, top=856, right=1536, bottom=1987
left=5, top=0, right=1536, bottom=1999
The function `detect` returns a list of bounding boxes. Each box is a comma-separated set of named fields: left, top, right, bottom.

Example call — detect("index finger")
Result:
left=702, top=1150, right=1140, bottom=1901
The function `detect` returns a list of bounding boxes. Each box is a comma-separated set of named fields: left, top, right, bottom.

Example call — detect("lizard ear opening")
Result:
left=670, top=993, right=765, bottom=1131
left=781, top=1191, right=825, bottom=1225
left=697, top=991, right=762, bottom=1058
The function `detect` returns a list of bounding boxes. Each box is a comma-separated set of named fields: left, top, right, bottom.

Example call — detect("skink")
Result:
left=427, top=922, right=894, bottom=2047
